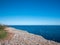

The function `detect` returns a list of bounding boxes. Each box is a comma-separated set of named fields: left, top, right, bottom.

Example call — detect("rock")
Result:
left=0, top=27, right=60, bottom=45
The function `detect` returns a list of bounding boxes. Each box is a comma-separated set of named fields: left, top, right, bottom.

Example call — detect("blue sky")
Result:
left=0, top=0, right=60, bottom=25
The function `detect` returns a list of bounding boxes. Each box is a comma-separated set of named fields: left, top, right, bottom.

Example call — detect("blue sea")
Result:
left=9, top=25, right=60, bottom=42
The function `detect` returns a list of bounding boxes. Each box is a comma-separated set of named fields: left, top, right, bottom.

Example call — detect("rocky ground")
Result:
left=0, top=27, right=60, bottom=45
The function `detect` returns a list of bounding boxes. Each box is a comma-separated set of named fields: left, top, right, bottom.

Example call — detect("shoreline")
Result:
left=0, top=27, right=60, bottom=45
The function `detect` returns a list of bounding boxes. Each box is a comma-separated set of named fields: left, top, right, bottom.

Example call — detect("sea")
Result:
left=9, top=25, right=60, bottom=42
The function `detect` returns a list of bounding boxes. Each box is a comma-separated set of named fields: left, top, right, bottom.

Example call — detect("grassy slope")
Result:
left=0, top=25, right=8, bottom=39
left=0, top=30, right=7, bottom=39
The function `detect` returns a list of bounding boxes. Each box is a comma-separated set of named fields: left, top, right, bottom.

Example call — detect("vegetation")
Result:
left=0, top=24, right=7, bottom=39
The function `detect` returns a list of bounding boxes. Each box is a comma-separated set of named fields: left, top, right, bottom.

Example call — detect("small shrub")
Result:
left=0, top=24, right=7, bottom=30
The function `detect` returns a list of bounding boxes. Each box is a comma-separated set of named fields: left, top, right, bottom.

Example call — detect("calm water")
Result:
left=9, top=25, right=60, bottom=42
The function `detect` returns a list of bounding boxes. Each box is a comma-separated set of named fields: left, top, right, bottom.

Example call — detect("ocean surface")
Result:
left=9, top=25, right=60, bottom=42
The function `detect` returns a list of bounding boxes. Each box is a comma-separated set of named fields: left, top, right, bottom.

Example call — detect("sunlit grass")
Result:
left=0, top=30, right=7, bottom=39
left=0, top=24, right=8, bottom=39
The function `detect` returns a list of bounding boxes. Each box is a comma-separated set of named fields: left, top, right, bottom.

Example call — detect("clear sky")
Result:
left=0, top=0, right=60, bottom=25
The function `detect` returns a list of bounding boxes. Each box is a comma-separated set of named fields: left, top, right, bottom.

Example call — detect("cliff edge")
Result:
left=0, top=27, right=60, bottom=45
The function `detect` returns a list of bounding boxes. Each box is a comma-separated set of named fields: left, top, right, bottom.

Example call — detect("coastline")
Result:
left=0, top=27, right=60, bottom=45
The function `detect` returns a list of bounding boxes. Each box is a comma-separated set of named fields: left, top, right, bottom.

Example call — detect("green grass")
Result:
left=0, top=29, right=7, bottom=39
left=0, top=25, right=8, bottom=39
